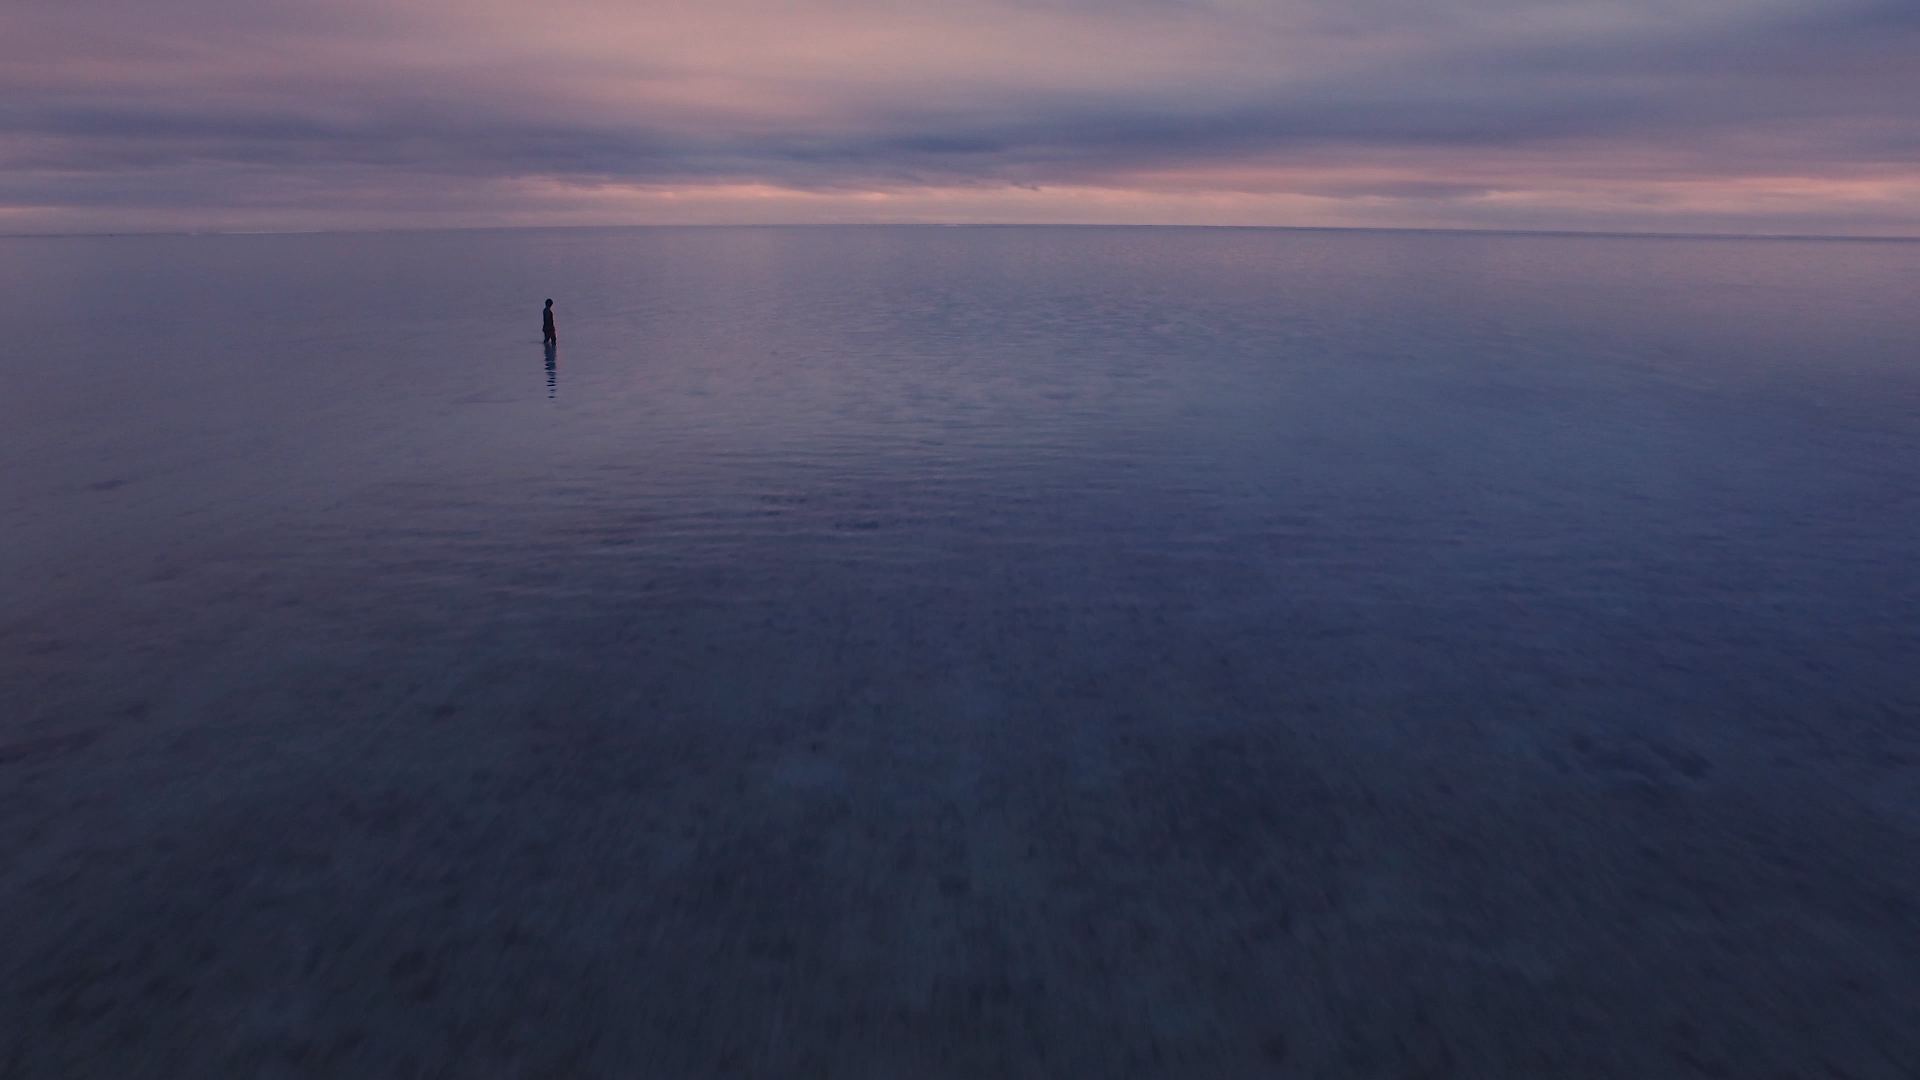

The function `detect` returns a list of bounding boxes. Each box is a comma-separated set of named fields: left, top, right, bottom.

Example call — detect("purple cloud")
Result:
left=3, top=0, right=1916, bottom=233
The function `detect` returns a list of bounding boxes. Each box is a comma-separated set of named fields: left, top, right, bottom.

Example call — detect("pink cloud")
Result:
left=3, top=0, right=1916, bottom=234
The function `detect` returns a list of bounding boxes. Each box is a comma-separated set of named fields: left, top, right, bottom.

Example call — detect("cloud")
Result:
left=2, top=0, right=1916, bottom=233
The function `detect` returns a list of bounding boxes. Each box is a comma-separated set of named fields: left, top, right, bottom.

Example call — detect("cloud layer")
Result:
left=4, top=0, right=1917, bottom=233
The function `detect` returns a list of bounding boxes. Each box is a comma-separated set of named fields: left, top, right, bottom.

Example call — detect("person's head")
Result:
left=545, top=299, right=553, bottom=307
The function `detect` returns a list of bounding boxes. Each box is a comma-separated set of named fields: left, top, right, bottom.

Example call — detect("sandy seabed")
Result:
left=5, top=478, right=1918, bottom=1080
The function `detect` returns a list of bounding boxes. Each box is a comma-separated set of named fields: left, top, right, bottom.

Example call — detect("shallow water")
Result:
left=4, top=226, right=1920, bottom=1076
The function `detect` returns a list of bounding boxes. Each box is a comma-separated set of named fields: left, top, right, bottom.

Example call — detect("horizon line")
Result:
left=3, top=222, right=1917, bottom=244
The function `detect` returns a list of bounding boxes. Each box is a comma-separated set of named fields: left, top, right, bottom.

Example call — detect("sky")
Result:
left=2, top=0, right=1917, bottom=235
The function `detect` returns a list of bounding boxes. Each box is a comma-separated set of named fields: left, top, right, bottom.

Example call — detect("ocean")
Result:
left=4, top=225, right=1919, bottom=1076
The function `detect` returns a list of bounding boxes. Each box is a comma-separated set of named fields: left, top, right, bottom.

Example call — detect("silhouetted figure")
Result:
left=542, top=299, right=557, bottom=345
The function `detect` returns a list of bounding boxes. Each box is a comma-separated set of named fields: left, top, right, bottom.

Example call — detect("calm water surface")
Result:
left=4, top=226, right=1920, bottom=1077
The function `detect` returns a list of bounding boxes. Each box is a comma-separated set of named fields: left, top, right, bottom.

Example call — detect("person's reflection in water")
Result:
left=544, top=341, right=557, bottom=399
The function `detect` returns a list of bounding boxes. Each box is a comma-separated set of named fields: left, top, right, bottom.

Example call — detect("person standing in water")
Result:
left=542, top=298, right=557, bottom=345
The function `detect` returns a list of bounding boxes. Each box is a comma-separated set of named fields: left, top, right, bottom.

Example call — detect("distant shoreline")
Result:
left=3, top=222, right=1918, bottom=243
